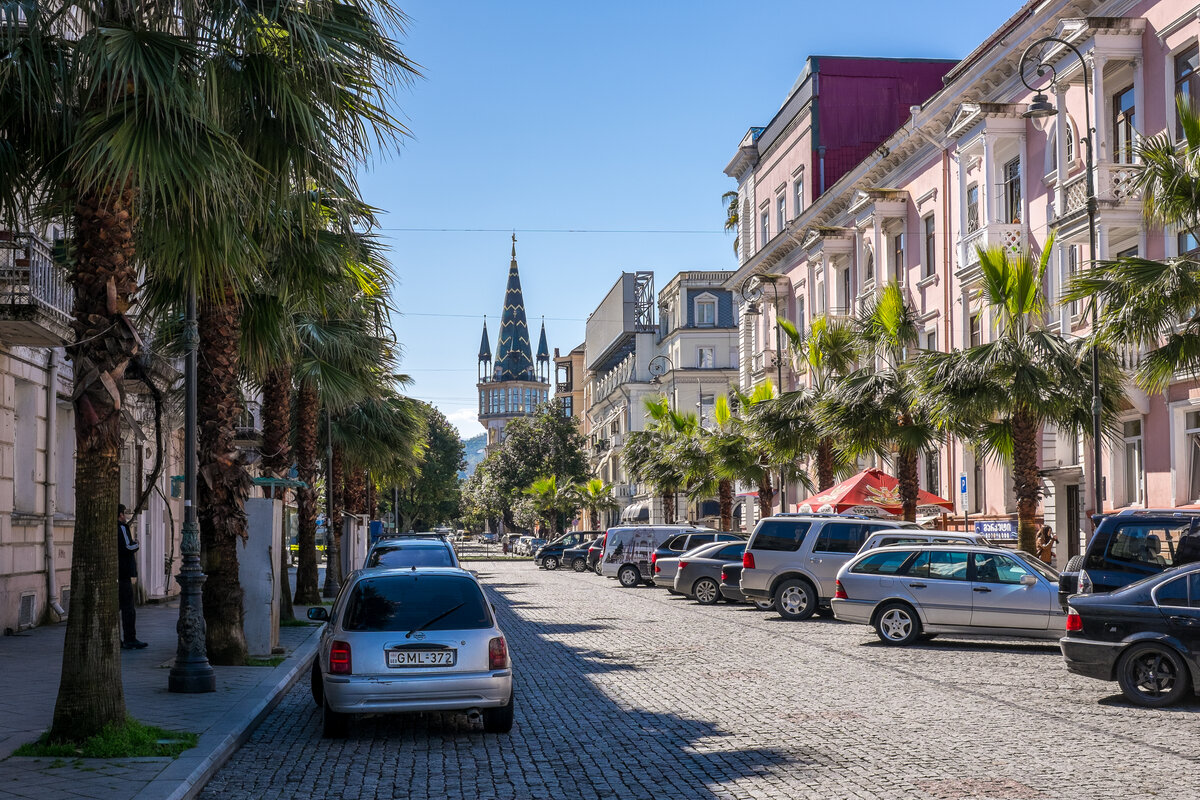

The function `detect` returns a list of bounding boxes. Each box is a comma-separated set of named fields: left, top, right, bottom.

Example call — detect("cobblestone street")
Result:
left=200, top=560, right=1200, bottom=800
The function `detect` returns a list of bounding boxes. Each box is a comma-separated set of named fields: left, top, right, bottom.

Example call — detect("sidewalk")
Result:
left=0, top=600, right=322, bottom=800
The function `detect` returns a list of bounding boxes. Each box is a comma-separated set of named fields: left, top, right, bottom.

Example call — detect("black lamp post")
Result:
left=1020, top=36, right=1103, bottom=545
left=169, top=286, right=215, bottom=693
left=741, top=273, right=788, bottom=512
left=648, top=354, right=674, bottom=406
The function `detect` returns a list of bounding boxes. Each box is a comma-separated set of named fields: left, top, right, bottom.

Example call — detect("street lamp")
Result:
left=648, top=354, right=675, bottom=407
left=741, top=273, right=788, bottom=512
left=1020, top=36, right=1102, bottom=547
left=169, top=286, right=215, bottom=693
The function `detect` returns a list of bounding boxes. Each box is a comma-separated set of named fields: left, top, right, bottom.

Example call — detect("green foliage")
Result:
left=15, top=720, right=198, bottom=759
left=392, top=404, right=466, bottom=531
left=522, top=475, right=579, bottom=534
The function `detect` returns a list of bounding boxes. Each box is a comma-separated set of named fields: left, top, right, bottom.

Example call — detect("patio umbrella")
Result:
left=794, top=468, right=954, bottom=517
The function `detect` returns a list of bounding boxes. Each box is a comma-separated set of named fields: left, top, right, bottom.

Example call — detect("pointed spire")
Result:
left=493, top=238, right=535, bottom=381
left=536, top=318, right=549, bottom=362
left=511, top=232, right=517, bottom=262
left=478, top=317, right=491, bottom=362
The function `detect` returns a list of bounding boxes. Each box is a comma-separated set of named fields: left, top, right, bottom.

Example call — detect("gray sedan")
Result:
left=673, top=541, right=748, bottom=605
left=831, top=545, right=1064, bottom=645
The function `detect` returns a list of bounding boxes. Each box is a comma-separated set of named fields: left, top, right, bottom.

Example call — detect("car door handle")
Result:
left=973, top=587, right=992, bottom=593
left=908, top=583, right=926, bottom=589
left=1169, top=615, right=1200, bottom=626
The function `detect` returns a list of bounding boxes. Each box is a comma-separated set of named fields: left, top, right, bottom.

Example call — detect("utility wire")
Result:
left=380, top=227, right=725, bottom=234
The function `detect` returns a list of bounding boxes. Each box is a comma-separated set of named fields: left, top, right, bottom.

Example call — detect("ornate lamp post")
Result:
left=648, top=354, right=675, bottom=406
left=741, top=273, right=788, bottom=511
left=1020, top=36, right=1103, bottom=545
left=169, top=287, right=215, bottom=693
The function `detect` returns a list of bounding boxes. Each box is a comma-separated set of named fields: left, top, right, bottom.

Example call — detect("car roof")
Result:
left=354, top=566, right=476, bottom=580
left=373, top=539, right=448, bottom=547
left=866, top=542, right=1017, bottom=553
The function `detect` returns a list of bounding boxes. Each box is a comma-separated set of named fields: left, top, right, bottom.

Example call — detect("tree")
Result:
left=393, top=404, right=465, bottom=531
left=734, top=385, right=812, bottom=519
left=482, top=403, right=588, bottom=528
left=923, top=242, right=1124, bottom=550
left=522, top=475, right=579, bottom=535
left=622, top=396, right=689, bottom=523
left=722, top=190, right=740, bottom=255
left=576, top=478, right=619, bottom=531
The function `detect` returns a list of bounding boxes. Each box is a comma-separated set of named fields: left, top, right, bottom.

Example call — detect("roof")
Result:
left=478, top=319, right=491, bottom=362
left=492, top=236, right=536, bottom=382
left=536, top=320, right=549, bottom=362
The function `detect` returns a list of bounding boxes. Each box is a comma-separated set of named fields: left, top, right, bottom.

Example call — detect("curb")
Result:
left=131, top=627, right=321, bottom=800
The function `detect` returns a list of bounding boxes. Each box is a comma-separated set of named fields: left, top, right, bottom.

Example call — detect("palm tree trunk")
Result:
left=344, top=468, right=366, bottom=516
left=197, top=286, right=249, bottom=665
left=662, top=492, right=676, bottom=524
left=293, top=380, right=321, bottom=604
left=325, top=442, right=344, bottom=586
left=50, top=187, right=137, bottom=741
left=897, top=446, right=919, bottom=523
left=817, top=439, right=836, bottom=491
left=757, top=474, right=774, bottom=520
left=367, top=478, right=377, bottom=519
left=719, top=479, right=734, bottom=531
left=259, top=364, right=293, bottom=621
left=589, top=507, right=600, bottom=530
left=1012, top=408, right=1041, bottom=553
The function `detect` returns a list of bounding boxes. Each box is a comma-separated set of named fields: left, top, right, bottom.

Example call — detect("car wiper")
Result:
left=405, top=602, right=465, bottom=638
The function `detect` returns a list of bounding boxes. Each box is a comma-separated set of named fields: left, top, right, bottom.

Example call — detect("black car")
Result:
left=719, top=562, right=773, bottom=610
left=587, top=538, right=605, bottom=574
left=563, top=538, right=602, bottom=573
left=533, top=532, right=598, bottom=569
left=1061, top=561, right=1200, bottom=707
left=1058, top=510, right=1200, bottom=605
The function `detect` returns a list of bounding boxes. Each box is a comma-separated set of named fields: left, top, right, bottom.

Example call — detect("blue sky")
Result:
left=362, top=1, right=1017, bottom=437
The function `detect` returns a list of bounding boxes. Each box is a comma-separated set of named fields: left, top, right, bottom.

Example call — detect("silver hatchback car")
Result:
left=308, top=567, right=514, bottom=737
left=831, top=545, right=1064, bottom=645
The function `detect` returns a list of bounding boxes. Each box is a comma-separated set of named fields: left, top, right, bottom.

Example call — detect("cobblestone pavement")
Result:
left=200, top=560, right=1200, bottom=800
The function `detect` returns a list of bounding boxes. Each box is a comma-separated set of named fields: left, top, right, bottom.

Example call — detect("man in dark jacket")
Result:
left=118, top=504, right=147, bottom=649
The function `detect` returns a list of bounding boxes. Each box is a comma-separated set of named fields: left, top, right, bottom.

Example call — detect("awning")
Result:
left=736, top=490, right=759, bottom=498
left=795, top=468, right=954, bottom=516
left=697, top=500, right=720, bottom=518
left=620, top=501, right=649, bottom=522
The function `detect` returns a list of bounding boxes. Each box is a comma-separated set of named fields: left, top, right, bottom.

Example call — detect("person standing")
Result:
left=118, top=504, right=147, bottom=649
left=1035, top=524, right=1058, bottom=566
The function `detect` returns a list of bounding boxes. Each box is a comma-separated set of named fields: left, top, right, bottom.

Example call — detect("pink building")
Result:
left=727, top=0, right=1200, bottom=562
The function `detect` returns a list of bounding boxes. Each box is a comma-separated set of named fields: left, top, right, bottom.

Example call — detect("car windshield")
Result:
left=367, top=546, right=454, bottom=569
left=341, top=575, right=491, bottom=632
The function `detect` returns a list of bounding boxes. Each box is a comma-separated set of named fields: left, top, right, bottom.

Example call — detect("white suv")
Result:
left=739, top=514, right=915, bottom=620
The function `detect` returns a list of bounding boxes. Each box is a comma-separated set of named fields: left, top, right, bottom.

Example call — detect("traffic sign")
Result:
left=959, top=474, right=967, bottom=495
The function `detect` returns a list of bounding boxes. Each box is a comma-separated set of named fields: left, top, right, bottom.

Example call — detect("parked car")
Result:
left=1061, top=561, right=1200, bottom=707
left=588, top=538, right=606, bottom=573
left=650, top=531, right=744, bottom=589
left=1058, top=509, right=1200, bottom=605
left=307, top=567, right=514, bottom=737
left=831, top=544, right=1064, bottom=646
left=857, top=529, right=990, bottom=553
left=563, top=538, right=602, bottom=572
left=600, top=525, right=714, bottom=587
left=674, top=540, right=748, bottom=604
left=480, top=533, right=497, bottom=544
left=534, top=532, right=600, bottom=569
left=365, top=537, right=459, bottom=569
left=740, top=513, right=915, bottom=620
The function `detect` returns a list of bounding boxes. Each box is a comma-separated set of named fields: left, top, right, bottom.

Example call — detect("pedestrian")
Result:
left=1035, top=524, right=1058, bottom=566
left=118, top=504, right=147, bottom=649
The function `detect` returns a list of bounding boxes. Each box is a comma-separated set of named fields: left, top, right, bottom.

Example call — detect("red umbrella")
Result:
left=794, top=468, right=954, bottom=516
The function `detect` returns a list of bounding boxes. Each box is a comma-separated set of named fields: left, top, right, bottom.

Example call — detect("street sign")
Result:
left=959, top=474, right=967, bottom=496
left=974, top=520, right=1018, bottom=540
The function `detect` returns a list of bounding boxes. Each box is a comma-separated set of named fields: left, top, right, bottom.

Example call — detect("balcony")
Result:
left=1058, top=163, right=1142, bottom=219
left=0, top=232, right=73, bottom=346
left=957, top=223, right=1025, bottom=277
left=556, top=381, right=572, bottom=393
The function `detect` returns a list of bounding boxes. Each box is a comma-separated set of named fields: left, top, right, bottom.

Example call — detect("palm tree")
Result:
left=575, top=479, right=618, bottom=530
left=733, top=384, right=813, bottom=519
left=695, top=396, right=743, bottom=531
left=722, top=190, right=740, bottom=255
left=623, top=396, right=689, bottom=523
left=825, top=284, right=940, bottom=522
left=924, top=242, right=1123, bottom=550
left=523, top=476, right=577, bottom=535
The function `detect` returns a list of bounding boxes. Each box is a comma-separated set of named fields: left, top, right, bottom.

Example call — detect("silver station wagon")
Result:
left=308, top=567, right=514, bottom=737
left=831, top=545, right=1064, bottom=645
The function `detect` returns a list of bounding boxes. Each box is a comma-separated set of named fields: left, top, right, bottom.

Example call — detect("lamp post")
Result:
left=741, top=273, right=788, bottom=512
left=1020, top=37, right=1102, bottom=548
left=648, top=355, right=675, bottom=407
left=169, top=286, right=215, bottom=693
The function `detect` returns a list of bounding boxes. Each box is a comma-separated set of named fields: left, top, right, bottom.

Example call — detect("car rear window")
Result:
left=1099, top=522, right=1197, bottom=571
left=750, top=520, right=812, bottom=552
left=367, top=546, right=454, bottom=569
left=851, top=550, right=915, bottom=575
left=815, top=523, right=869, bottom=554
left=713, top=543, right=746, bottom=561
left=341, top=575, right=491, bottom=632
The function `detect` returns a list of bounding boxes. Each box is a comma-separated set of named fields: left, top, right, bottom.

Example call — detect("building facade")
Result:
left=553, top=343, right=587, bottom=433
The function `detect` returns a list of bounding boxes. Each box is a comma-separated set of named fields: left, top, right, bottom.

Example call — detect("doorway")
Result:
left=1065, top=484, right=1082, bottom=560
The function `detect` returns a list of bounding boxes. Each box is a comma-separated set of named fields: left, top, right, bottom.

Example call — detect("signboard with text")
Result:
left=974, top=520, right=1018, bottom=540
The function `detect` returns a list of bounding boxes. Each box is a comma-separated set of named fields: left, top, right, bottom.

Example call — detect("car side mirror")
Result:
left=1020, top=574, right=1037, bottom=587
left=307, top=607, right=329, bottom=621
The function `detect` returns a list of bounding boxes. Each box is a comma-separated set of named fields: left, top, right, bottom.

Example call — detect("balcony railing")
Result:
left=556, top=381, right=572, bottom=393
left=1059, top=163, right=1142, bottom=219
left=958, top=223, right=1025, bottom=274
left=0, top=231, right=74, bottom=346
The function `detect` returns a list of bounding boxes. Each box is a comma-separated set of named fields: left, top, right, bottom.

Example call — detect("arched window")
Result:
left=1046, top=117, right=1077, bottom=173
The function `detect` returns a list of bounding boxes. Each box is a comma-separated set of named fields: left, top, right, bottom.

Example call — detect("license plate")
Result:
left=386, top=649, right=456, bottom=668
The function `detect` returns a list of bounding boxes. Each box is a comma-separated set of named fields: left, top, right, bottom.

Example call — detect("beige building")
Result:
left=553, top=343, right=587, bottom=435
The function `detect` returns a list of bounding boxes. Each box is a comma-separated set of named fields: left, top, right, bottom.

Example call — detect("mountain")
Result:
left=461, top=433, right=487, bottom=477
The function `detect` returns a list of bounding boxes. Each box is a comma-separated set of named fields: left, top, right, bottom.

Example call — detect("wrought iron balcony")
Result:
left=957, top=223, right=1025, bottom=277
left=0, top=231, right=73, bottom=346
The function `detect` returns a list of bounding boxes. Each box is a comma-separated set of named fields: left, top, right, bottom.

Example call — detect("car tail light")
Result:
left=720, top=569, right=728, bottom=582
left=678, top=561, right=688, bottom=571
left=602, top=533, right=608, bottom=550
left=1065, top=609, right=1083, bottom=632
left=489, top=636, right=509, bottom=669
left=1077, top=570, right=1093, bottom=594
left=834, top=580, right=848, bottom=600
left=329, top=640, right=352, bottom=675
left=654, top=563, right=661, bottom=574
left=743, top=551, right=755, bottom=570
left=651, top=552, right=658, bottom=565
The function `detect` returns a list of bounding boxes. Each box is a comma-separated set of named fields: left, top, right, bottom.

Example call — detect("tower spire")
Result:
left=478, top=317, right=491, bottom=363
left=493, top=238, right=534, bottom=381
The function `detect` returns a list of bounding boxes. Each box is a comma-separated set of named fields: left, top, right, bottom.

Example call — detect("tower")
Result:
left=477, top=236, right=549, bottom=452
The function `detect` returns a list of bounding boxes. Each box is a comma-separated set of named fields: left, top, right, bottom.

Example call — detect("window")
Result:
left=561, top=396, right=573, bottom=417
left=698, top=393, right=714, bottom=427
left=1176, top=44, right=1199, bottom=138
left=972, top=553, right=1032, bottom=585
left=923, top=450, right=940, bottom=494
left=1155, top=576, right=1189, bottom=607
left=1002, top=157, right=1022, bottom=223
left=851, top=550, right=915, bottom=575
left=761, top=212, right=770, bottom=246
left=713, top=543, right=746, bottom=561
left=966, top=184, right=980, bottom=233
left=1098, top=522, right=1192, bottom=571
left=341, top=575, right=492, bottom=632
left=1066, top=245, right=1080, bottom=317
left=367, top=545, right=455, bottom=569
left=1178, top=230, right=1200, bottom=255
left=696, top=298, right=716, bottom=326
left=1122, top=419, right=1145, bottom=506
left=1186, top=410, right=1200, bottom=502
left=777, top=196, right=786, bottom=231
left=750, top=520, right=811, bottom=551
left=1113, top=85, right=1136, bottom=165
left=969, top=313, right=982, bottom=347
left=924, top=329, right=936, bottom=352
left=1192, top=574, right=1200, bottom=609
left=863, top=246, right=875, bottom=283
left=814, top=523, right=868, bottom=554
left=697, top=347, right=715, bottom=369
left=922, top=215, right=936, bottom=279
left=891, top=233, right=904, bottom=283
left=794, top=179, right=804, bottom=215
left=905, top=550, right=969, bottom=580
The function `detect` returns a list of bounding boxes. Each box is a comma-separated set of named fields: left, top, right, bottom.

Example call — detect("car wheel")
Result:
left=544, top=556, right=559, bottom=571
left=572, top=557, right=587, bottom=572
left=874, top=602, right=921, bottom=646
left=594, top=562, right=603, bottom=576
left=753, top=598, right=775, bottom=611
left=1117, top=643, right=1192, bottom=707
left=310, top=659, right=323, bottom=707
left=1062, top=555, right=1084, bottom=573
left=618, top=566, right=641, bottom=588
left=322, top=697, right=349, bottom=738
left=693, top=578, right=720, bottom=606
left=774, top=579, right=817, bottom=620
left=483, top=692, right=515, bottom=733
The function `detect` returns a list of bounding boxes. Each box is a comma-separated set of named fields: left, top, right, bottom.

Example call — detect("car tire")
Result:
left=544, top=556, right=559, bottom=571
left=483, top=692, right=515, bottom=733
left=594, top=562, right=603, bottom=576
left=874, top=602, right=921, bottom=646
left=572, top=557, right=587, bottom=572
left=310, top=659, right=323, bottom=707
left=1062, top=555, right=1084, bottom=573
left=322, top=697, right=349, bottom=738
left=753, top=598, right=775, bottom=612
left=774, top=579, right=817, bottom=620
left=618, top=565, right=641, bottom=588
left=1116, top=643, right=1192, bottom=707
left=692, top=578, right=721, bottom=606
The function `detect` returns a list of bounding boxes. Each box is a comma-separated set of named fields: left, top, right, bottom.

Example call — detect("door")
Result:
left=969, top=552, right=1052, bottom=630
left=1162, top=574, right=1200, bottom=654
left=810, top=523, right=870, bottom=597
left=901, top=551, right=973, bottom=625
left=1066, top=484, right=1081, bottom=560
